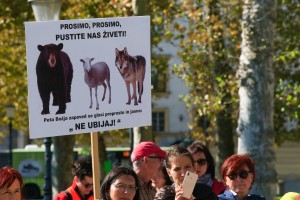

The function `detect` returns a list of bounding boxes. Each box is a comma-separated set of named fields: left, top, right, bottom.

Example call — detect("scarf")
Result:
left=197, top=173, right=213, bottom=187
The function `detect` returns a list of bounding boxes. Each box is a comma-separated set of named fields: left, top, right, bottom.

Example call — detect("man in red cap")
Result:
left=131, top=141, right=166, bottom=200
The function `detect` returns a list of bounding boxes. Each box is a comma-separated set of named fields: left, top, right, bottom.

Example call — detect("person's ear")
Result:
left=74, top=176, right=79, bottom=183
left=143, top=156, right=149, bottom=164
left=250, top=173, right=254, bottom=183
left=166, top=168, right=171, bottom=177
left=166, top=168, right=174, bottom=182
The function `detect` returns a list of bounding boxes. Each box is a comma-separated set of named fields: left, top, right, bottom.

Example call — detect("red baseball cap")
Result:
left=131, top=141, right=166, bottom=162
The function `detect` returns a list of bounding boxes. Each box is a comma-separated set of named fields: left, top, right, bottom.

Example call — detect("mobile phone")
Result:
left=182, top=171, right=198, bottom=199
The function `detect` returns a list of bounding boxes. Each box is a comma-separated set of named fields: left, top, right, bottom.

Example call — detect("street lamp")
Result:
left=5, top=104, right=15, bottom=167
left=29, top=0, right=62, bottom=21
left=28, top=1, right=62, bottom=199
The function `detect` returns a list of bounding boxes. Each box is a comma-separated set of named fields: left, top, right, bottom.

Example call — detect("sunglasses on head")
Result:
left=195, top=158, right=207, bottom=166
left=226, top=170, right=252, bottom=180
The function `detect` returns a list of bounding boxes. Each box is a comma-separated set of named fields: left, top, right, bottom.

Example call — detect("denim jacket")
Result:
left=218, top=190, right=266, bottom=200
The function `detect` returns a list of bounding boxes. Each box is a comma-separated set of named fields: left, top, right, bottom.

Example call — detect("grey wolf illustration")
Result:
left=80, top=57, right=111, bottom=110
left=115, top=47, right=146, bottom=105
left=36, top=43, right=73, bottom=115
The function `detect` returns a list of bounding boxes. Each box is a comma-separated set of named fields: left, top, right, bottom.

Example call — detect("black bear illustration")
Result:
left=36, top=43, right=73, bottom=115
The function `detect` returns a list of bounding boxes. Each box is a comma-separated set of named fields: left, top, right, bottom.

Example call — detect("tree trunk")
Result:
left=207, top=0, right=235, bottom=179
left=237, top=0, right=277, bottom=199
left=215, top=111, right=235, bottom=178
left=53, top=135, right=75, bottom=193
left=98, top=132, right=107, bottom=181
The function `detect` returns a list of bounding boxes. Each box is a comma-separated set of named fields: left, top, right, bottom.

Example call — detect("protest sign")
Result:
left=25, top=16, right=151, bottom=139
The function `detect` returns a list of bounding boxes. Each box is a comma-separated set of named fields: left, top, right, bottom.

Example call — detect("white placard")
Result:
left=25, top=16, right=151, bottom=139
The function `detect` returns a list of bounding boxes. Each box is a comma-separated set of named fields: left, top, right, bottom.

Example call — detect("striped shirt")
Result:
left=138, top=177, right=157, bottom=200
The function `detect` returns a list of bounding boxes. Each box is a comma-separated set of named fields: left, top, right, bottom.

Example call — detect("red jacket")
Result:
left=212, top=179, right=226, bottom=195
left=54, top=179, right=94, bottom=200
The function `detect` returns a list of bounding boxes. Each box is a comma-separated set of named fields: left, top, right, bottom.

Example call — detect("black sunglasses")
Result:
left=80, top=180, right=93, bottom=189
left=83, top=182, right=93, bottom=189
left=195, top=158, right=207, bottom=166
left=147, top=156, right=163, bottom=160
left=227, top=171, right=252, bottom=180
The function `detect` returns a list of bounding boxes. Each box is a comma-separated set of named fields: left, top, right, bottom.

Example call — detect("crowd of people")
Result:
left=1, top=141, right=299, bottom=200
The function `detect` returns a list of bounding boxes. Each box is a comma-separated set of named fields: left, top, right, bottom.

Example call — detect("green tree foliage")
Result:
left=163, top=0, right=300, bottom=146
left=274, top=0, right=300, bottom=145
left=0, top=1, right=33, bottom=140
left=162, top=1, right=241, bottom=143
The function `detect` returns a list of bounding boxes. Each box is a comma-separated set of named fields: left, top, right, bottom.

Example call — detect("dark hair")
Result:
left=71, top=156, right=93, bottom=180
left=187, top=141, right=216, bottom=178
left=0, top=166, right=23, bottom=190
left=221, top=154, right=255, bottom=183
left=101, top=166, right=140, bottom=200
left=161, top=167, right=173, bottom=186
left=166, top=145, right=194, bottom=169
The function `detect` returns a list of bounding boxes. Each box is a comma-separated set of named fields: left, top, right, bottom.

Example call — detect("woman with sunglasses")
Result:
left=155, top=145, right=217, bottom=200
left=101, top=166, right=140, bottom=200
left=188, top=141, right=226, bottom=195
left=218, top=154, right=265, bottom=200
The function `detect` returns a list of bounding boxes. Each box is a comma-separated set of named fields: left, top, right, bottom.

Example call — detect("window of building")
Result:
left=152, top=110, right=168, bottom=133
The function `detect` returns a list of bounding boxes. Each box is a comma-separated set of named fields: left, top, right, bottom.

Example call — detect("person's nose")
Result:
left=181, top=169, right=187, bottom=176
left=194, top=163, right=199, bottom=169
left=9, top=193, right=17, bottom=200
left=123, top=187, right=129, bottom=193
left=236, top=175, right=243, bottom=181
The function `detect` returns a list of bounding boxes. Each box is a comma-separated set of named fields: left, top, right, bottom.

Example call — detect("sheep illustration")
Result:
left=80, top=57, right=111, bottom=110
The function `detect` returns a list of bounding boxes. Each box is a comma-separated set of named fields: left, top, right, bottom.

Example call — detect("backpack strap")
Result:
left=63, top=190, right=72, bottom=200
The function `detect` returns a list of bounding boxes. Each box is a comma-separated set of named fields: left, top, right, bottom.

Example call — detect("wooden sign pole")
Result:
left=91, top=132, right=101, bottom=200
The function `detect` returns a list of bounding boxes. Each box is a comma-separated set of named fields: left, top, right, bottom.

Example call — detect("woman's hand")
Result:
left=175, top=184, right=193, bottom=200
